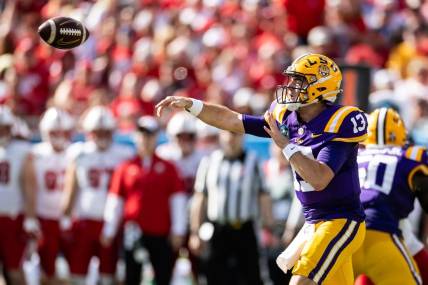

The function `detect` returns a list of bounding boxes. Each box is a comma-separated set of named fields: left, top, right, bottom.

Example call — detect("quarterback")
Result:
left=353, top=108, right=427, bottom=285
left=156, top=53, right=367, bottom=285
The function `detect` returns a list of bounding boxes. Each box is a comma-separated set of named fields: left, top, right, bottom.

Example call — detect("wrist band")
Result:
left=186, top=98, right=204, bottom=116
left=282, top=143, right=301, bottom=160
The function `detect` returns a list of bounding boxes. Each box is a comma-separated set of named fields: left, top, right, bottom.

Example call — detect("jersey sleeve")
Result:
left=324, top=106, right=368, bottom=143
left=242, top=100, right=289, bottom=138
left=404, top=146, right=428, bottom=190
left=109, top=163, right=126, bottom=197
left=242, top=114, right=270, bottom=137
left=317, top=142, right=357, bottom=174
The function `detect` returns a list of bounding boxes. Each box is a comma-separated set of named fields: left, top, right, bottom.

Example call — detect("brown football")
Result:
left=38, top=17, right=89, bottom=49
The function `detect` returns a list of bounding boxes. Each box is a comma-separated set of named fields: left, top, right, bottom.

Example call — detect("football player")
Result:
left=353, top=107, right=427, bottom=285
left=0, top=106, right=31, bottom=284
left=156, top=53, right=367, bottom=285
left=22, top=107, right=75, bottom=284
left=62, top=106, right=133, bottom=285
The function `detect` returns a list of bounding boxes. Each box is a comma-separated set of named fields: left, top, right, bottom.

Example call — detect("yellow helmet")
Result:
left=275, top=53, right=342, bottom=111
left=365, top=107, right=407, bottom=146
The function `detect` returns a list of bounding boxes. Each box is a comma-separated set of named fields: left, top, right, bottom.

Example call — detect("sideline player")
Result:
left=0, top=106, right=30, bottom=284
left=353, top=107, right=427, bottom=285
left=62, top=106, right=133, bottom=285
left=156, top=53, right=367, bottom=285
left=22, top=107, right=75, bottom=284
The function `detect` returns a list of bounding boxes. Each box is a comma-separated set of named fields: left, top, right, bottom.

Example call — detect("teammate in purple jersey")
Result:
left=156, top=53, right=366, bottom=285
left=353, top=107, right=428, bottom=285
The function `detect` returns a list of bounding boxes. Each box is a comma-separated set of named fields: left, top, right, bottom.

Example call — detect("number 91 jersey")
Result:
left=71, top=141, right=134, bottom=220
left=358, top=145, right=428, bottom=235
left=32, top=142, right=73, bottom=219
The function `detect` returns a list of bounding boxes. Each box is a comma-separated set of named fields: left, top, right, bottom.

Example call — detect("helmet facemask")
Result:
left=275, top=73, right=312, bottom=111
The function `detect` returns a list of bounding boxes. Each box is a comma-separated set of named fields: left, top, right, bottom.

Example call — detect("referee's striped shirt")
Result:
left=194, top=149, right=267, bottom=224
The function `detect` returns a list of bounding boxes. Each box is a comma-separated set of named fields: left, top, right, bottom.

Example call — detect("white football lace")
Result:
left=59, top=28, right=81, bottom=36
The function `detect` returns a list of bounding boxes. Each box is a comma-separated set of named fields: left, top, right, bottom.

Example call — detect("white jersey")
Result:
left=0, top=140, right=31, bottom=216
left=72, top=141, right=134, bottom=220
left=156, top=143, right=203, bottom=193
left=32, top=142, right=72, bottom=219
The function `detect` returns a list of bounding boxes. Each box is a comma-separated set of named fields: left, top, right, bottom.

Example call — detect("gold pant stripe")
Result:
left=391, top=234, right=422, bottom=285
left=313, top=221, right=358, bottom=284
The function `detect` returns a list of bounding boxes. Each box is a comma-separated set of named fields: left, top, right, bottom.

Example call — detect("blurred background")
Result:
left=1, top=0, right=428, bottom=146
left=0, top=0, right=427, bottom=284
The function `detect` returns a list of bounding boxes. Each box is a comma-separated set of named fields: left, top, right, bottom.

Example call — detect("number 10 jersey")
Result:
left=358, top=145, right=428, bottom=235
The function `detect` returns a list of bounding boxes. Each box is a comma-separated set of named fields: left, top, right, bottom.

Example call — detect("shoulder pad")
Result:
left=404, top=146, right=428, bottom=163
left=324, top=106, right=368, bottom=143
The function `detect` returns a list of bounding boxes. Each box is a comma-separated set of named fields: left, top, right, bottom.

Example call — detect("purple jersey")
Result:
left=243, top=101, right=367, bottom=223
left=358, top=145, right=428, bottom=235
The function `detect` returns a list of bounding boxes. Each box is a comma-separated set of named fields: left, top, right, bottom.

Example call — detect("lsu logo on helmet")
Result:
left=275, top=54, right=342, bottom=111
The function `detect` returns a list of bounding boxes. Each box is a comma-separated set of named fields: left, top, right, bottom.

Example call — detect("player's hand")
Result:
left=59, top=216, right=72, bottom=231
left=188, top=233, right=203, bottom=256
left=155, top=96, right=193, bottom=117
left=100, top=235, right=114, bottom=248
left=23, top=217, right=42, bottom=240
left=170, top=234, right=185, bottom=252
left=264, top=112, right=289, bottom=149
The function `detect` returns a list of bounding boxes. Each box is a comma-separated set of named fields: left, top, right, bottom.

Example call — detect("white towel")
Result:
left=276, top=223, right=315, bottom=274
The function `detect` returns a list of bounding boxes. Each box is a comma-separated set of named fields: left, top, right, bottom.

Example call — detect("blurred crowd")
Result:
left=0, top=0, right=427, bottom=284
left=0, top=0, right=427, bottom=139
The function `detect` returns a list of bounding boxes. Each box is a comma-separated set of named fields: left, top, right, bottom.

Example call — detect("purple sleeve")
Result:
left=242, top=114, right=270, bottom=138
left=317, top=142, right=357, bottom=174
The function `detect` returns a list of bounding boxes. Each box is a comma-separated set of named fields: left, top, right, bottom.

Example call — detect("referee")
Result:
left=189, top=130, right=273, bottom=285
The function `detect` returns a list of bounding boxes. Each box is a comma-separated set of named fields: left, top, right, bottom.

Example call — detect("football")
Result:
left=38, top=17, right=89, bottom=49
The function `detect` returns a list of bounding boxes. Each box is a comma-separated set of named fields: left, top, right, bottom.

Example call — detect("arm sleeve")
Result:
left=242, top=114, right=270, bottom=138
left=316, top=142, right=357, bottom=174
left=102, top=164, right=126, bottom=238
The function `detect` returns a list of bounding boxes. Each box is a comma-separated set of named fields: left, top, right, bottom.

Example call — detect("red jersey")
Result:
left=109, top=154, right=185, bottom=236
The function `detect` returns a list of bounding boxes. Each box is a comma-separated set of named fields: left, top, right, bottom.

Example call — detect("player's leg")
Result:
left=352, top=237, right=374, bottom=285
left=236, top=222, right=263, bottom=285
left=144, top=235, right=175, bottom=285
left=413, top=247, right=428, bottom=284
left=124, top=243, right=143, bottom=285
left=362, top=230, right=422, bottom=285
left=2, top=216, right=27, bottom=285
left=68, top=220, right=95, bottom=284
left=98, top=221, right=118, bottom=285
left=291, top=219, right=365, bottom=285
left=38, top=218, right=61, bottom=285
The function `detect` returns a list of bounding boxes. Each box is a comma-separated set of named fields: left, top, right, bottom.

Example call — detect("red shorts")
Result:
left=0, top=215, right=26, bottom=270
left=68, top=219, right=118, bottom=275
left=38, top=218, right=69, bottom=277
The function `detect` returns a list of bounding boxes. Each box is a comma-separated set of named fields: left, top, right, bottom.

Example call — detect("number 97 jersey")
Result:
left=358, top=145, right=428, bottom=235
